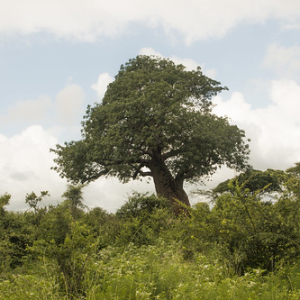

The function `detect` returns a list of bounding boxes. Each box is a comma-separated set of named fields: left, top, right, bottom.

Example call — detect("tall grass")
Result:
left=1, top=242, right=300, bottom=299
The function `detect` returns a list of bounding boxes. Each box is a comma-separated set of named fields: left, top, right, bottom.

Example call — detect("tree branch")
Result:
left=162, top=148, right=182, bottom=161
left=81, top=168, right=110, bottom=183
left=132, top=162, right=153, bottom=179
left=175, top=170, right=189, bottom=183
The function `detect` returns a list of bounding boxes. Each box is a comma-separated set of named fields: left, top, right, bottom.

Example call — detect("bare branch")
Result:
left=81, top=168, right=110, bottom=183
left=139, top=170, right=153, bottom=177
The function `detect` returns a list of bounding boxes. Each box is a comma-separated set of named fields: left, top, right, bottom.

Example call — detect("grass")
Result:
left=2, top=240, right=297, bottom=299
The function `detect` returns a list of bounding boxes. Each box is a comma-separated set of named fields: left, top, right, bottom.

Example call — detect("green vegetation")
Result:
left=1, top=166, right=300, bottom=299
left=1, top=56, right=299, bottom=298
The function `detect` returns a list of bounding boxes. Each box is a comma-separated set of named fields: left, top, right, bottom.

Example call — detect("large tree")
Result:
left=52, top=55, right=250, bottom=214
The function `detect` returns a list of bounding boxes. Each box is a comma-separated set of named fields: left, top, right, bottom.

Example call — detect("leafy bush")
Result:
left=1, top=170, right=300, bottom=299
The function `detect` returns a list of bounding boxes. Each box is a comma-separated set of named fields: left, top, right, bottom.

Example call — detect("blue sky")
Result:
left=1, top=0, right=300, bottom=211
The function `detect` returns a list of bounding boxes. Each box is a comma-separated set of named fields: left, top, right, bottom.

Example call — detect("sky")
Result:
left=1, top=0, right=300, bottom=211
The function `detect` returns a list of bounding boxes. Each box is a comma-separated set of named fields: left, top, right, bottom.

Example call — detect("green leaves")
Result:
left=53, top=56, right=247, bottom=181
left=213, top=169, right=285, bottom=197
left=0, top=194, right=11, bottom=211
left=52, top=55, right=249, bottom=210
left=1, top=181, right=300, bottom=298
left=25, top=191, right=49, bottom=212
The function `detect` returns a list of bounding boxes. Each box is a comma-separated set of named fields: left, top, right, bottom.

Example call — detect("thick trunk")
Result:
left=150, top=162, right=190, bottom=215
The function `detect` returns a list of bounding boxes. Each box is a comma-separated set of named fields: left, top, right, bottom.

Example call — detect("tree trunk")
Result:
left=150, top=161, right=191, bottom=216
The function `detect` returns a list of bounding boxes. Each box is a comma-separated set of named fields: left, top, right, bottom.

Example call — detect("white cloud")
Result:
left=139, top=47, right=217, bottom=77
left=263, top=43, right=300, bottom=79
left=55, top=84, right=85, bottom=125
left=91, top=73, right=114, bottom=100
left=1, top=96, right=52, bottom=123
left=139, top=48, right=164, bottom=58
left=213, top=79, right=300, bottom=170
left=1, top=1, right=300, bottom=43
left=0, top=125, right=67, bottom=210
left=0, top=85, right=85, bottom=140
left=139, top=47, right=200, bottom=71
left=84, top=178, right=154, bottom=212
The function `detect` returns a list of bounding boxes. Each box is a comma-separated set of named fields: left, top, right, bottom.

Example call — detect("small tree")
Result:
left=0, top=193, right=10, bottom=216
left=210, top=168, right=300, bottom=273
left=62, top=185, right=86, bottom=220
left=286, top=162, right=300, bottom=198
left=52, top=55, right=249, bottom=214
left=25, top=191, right=49, bottom=214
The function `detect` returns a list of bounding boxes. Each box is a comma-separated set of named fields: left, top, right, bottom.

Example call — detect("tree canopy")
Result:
left=52, top=55, right=250, bottom=213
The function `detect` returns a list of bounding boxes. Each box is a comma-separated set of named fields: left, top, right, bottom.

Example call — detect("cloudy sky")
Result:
left=1, top=0, right=300, bottom=211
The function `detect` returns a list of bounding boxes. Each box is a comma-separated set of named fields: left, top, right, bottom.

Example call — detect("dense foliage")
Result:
left=1, top=165, right=300, bottom=299
left=52, top=55, right=249, bottom=213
